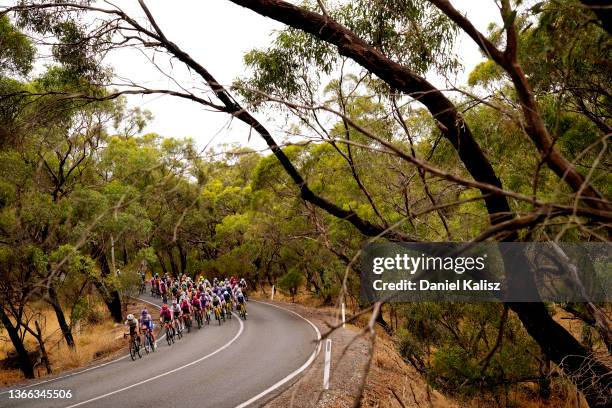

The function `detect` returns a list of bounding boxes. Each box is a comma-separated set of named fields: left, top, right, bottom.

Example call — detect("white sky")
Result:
left=105, top=0, right=502, bottom=152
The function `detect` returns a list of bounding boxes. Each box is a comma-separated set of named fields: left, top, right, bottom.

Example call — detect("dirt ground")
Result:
left=254, top=297, right=455, bottom=408
left=0, top=298, right=160, bottom=387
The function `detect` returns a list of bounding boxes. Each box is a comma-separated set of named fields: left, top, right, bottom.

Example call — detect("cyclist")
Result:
left=191, top=295, right=203, bottom=324
left=171, top=282, right=179, bottom=301
left=140, top=308, right=156, bottom=344
left=223, top=289, right=232, bottom=311
left=180, top=297, right=192, bottom=329
left=159, top=303, right=174, bottom=337
left=159, top=279, right=168, bottom=303
left=212, top=293, right=222, bottom=320
left=236, top=288, right=247, bottom=316
left=239, top=278, right=248, bottom=300
left=171, top=300, right=183, bottom=331
left=125, top=314, right=141, bottom=346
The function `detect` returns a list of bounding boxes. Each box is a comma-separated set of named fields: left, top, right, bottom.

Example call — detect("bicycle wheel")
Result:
left=129, top=340, right=137, bottom=361
left=175, top=321, right=183, bottom=339
left=136, top=340, right=142, bottom=358
left=144, top=336, right=150, bottom=354
left=149, top=332, right=156, bottom=351
left=166, top=327, right=172, bottom=346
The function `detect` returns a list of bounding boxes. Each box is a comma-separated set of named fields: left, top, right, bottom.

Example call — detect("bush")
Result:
left=277, top=269, right=304, bottom=302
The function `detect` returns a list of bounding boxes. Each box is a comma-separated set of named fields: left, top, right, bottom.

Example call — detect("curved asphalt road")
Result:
left=0, top=293, right=319, bottom=408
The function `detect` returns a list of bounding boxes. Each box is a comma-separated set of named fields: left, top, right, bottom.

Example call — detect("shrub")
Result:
left=277, top=269, right=304, bottom=302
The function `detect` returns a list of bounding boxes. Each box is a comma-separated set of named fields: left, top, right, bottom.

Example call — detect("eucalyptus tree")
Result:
left=1, top=1, right=610, bottom=404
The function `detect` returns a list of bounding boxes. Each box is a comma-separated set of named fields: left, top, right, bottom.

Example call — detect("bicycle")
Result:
left=139, top=281, right=146, bottom=295
left=238, top=303, right=247, bottom=320
left=163, top=321, right=175, bottom=346
left=214, top=305, right=222, bottom=325
left=124, top=332, right=142, bottom=360
left=183, top=313, right=192, bottom=333
left=204, top=306, right=211, bottom=325
left=194, top=309, right=203, bottom=329
left=225, top=301, right=232, bottom=319
left=141, top=325, right=155, bottom=353
left=173, top=317, right=183, bottom=339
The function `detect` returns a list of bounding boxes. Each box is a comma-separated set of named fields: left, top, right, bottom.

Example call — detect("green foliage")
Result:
left=277, top=269, right=305, bottom=301
left=0, top=15, right=35, bottom=76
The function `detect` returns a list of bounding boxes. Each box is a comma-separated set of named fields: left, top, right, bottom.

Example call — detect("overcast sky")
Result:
left=106, top=0, right=502, bottom=152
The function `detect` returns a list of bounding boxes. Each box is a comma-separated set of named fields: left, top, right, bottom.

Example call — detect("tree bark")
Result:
left=0, top=308, right=34, bottom=379
left=580, top=0, right=612, bottom=35
left=47, top=285, right=75, bottom=348
left=229, top=0, right=513, bottom=225
left=167, top=248, right=179, bottom=277
left=90, top=243, right=123, bottom=322
left=156, top=251, right=168, bottom=275
left=224, top=2, right=611, bottom=405
left=34, top=320, right=52, bottom=375
left=176, top=242, right=187, bottom=276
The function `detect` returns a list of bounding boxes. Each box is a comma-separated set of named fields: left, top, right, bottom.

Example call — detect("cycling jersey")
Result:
left=126, top=318, right=139, bottom=334
left=237, top=294, right=245, bottom=304
left=160, top=308, right=171, bottom=321
left=192, top=298, right=202, bottom=309
left=171, top=305, right=181, bottom=317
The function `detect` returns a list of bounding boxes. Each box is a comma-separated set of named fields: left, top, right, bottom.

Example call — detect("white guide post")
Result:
left=271, top=285, right=275, bottom=300
left=341, top=302, right=346, bottom=328
left=323, top=339, right=332, bottom=390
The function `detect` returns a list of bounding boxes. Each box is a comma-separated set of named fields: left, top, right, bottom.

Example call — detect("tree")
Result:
left=1, top=1, right=609, bottom=405
left=278, top=269, right=305, bottom=302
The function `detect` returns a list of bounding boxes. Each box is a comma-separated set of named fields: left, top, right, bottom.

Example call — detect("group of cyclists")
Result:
left=125, top=273, right=249, bottom=354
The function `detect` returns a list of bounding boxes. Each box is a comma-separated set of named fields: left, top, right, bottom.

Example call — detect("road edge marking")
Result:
left=63, top=310, right=244, bottom=408
left=233, top=300, right=322, bottom=408
left=0, top=297, right=166, bottom=395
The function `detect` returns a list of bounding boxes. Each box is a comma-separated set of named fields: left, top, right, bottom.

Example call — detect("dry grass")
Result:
left=362, top=328, right=457, bottom=408
left=0, top=299, right=152, bottom=387
left=254, top=289, right=598, bottom=408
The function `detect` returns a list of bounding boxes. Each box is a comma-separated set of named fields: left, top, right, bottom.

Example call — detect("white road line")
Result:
left=0, top=297, right=165, bottom=395
left=234, top=300, right=322, bottom=408
left=63, top=312, right=244, bottom=408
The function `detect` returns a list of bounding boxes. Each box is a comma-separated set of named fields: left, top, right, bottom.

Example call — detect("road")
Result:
left=0, top=294, right=320, bottom=408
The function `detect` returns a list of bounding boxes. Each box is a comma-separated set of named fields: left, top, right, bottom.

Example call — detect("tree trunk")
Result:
left=47, top=285, right=75, bottom=348
left=122, top=238, right=128, bottom=266
left=509, top=302, right=609, bottom=408
left=167, top=248, right=179, bottom=277
left=91, top=244, right=123, bottom=322
left=224, top=3, right=611, bottom=405
left=156, top=251, right=168, bottom=275
left=34, top=321, right=52, bottom=375
left=110, top=234, right=116, bottom=276
left=376, top=305, right=393, bottom=335
left=177, top=242, right=187, bottom=275
left=0, top=308, right=34, bottom=379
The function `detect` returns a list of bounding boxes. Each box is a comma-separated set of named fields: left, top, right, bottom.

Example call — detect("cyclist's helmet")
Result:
left=172, top=299, right=177, bottom=305
left=127, top=314, right=134, bottom=321
left=162, top=304, right=169, bottom=310
left=141, top=308, right=148, bottom=316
